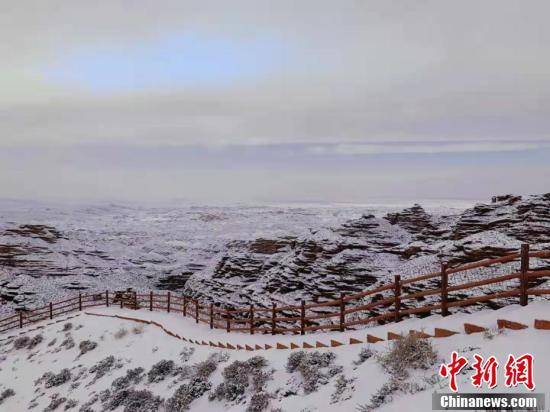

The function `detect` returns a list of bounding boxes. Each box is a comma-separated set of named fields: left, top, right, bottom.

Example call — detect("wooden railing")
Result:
left=1, top=244, right=549, bottom=335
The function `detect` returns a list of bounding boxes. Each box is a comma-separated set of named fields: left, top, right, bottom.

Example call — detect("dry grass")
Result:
left=113, top=328, right=128, bottom=340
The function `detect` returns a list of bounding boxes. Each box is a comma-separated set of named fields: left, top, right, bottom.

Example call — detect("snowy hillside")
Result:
left=0, top=301, right=548, bottom=411
left=1, top=194, right=549, bottom=315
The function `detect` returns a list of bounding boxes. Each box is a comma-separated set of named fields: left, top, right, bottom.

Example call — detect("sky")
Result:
left=1, top=0, right=549, bottom=204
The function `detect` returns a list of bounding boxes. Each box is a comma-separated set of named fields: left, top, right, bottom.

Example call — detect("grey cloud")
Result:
left=1, top=1, right=549, bottom=201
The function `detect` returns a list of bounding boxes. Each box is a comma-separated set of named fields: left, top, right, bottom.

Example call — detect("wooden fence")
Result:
left=1, top=244, right=549, bottom=335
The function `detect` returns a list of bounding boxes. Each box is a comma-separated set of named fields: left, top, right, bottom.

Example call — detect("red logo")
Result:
left=439, top=353, right=535, bottom=392
left=504, top=353, right=535, bottom=390
left=439, top=351, right=469, bottom=392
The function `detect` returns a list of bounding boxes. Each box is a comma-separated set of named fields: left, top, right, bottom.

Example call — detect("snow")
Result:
left=0, top=199, right=469, bottom=313
left=2, top=195, right=550, bottom=336
left=1, top=301, right=549, bottom=411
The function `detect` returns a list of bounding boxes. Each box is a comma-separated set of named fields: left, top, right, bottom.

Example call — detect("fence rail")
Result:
left=1, top=244, right=549, bottom=335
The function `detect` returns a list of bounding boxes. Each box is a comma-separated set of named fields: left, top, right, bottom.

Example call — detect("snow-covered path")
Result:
left=0, top=303, right=549, bottom=411
left=79, top=301, right=550, bottom=350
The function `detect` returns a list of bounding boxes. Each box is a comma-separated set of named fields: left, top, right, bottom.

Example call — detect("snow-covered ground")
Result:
left=0, top=301, right=548, bottom=411
left=0, top=198, right=471, bottom=313
left=1, top=194, right=549, bottom=330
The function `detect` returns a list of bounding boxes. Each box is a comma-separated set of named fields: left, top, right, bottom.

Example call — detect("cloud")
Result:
left=308, top=141, right=550, bottom=155
left=1, top=1, right=550, bottom=201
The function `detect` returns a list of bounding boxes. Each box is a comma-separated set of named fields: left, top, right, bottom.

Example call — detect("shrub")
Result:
left=13, top=336, right=30, bottom=349
left=353, top=347, right=374, bottom=366
left=212, top=357, right=272, bottom=403
left=77, top=393, right=99, bottom=412
left=27, top=334, right=43, bottom=350
left=114, top=328, right=128, bottom=339
left=179, top=347, right=195, bottom=362
left=99, top=390, right=111, bottom=403
left=246, top=391, right=272, bottom=412
left=64, top=399, right=78, bottom=410
left=60, top=335, right=75, bottom=350
left=359, top=375, right=424, bottom=411
left=193, top=352, right=229, bottom=379
left=103, top=389, right=163, bottom=412
left=0, top=388, right=15, bottom=404
left=44, top=394, right=66, bottom=411
left=285, top=351, right=337, bottom=394
left=330, top=375, right=355, bottom=403
left=111, top=367, right=145, bottom=391
left=376, top=334, right=438, bottom=377
left=148, top=360, right=176, bottom=383
left=78, top=340, right=98, bottom=356
left=42, top=369, right=72, bottom=388
left=358, top=334, right=439, bottom=410
left=89, top=356, right=122, bottom=383
left=62, top=323, right=73, bottom=332
left=165, top=377, right=212, bottom=411
left=483, top=327, right=505, bottom=340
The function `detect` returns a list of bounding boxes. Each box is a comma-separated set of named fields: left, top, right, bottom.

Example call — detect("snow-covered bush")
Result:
left=27, top=334, right=43, bottom=350
left=44, top=393, right=66, bottom=411
left=111, top=367, right=145, bottom=391
left=62, top=323, right=72, bottom=332
left=194, top=355, right=223, bottom=380
left=0, top=388, right=15, bottom=404
left=148, top=359, right=176, bottom=383
left=78, top=340, right=97, bottom=356
left=165, top=377, right=212, bottom=411
left=211, top=356, right=273, bottom=407
left=483, top=327, right=505, bottom=340
left=359, top=375, right=425, bottom=411
left=78, top=393, right=99, bottom=412
left=41, top=369, right=72, bottom=388
left=65, top=398, right=78, bottom=409
left=13, top=336, right=30, bottom=349
left=114, top=328, right=128, bottom=339
left=359, top=334, right=440, bottom=410
left=59, top=335, right=75, bottom=350
left=286, top=351, right=338, bottom=394
left=89, top=356, right=122, bottom=383
left=246, top=391, right=272, bottom=412
left=330, top=375, right=355, bottom=403
left=353, top=347, right=374, bottom=366
left=179, top=347, right=195, bottom=362
left=376, top=334, right=438, bottom=377
left=103, top=388, right=163, bottom=412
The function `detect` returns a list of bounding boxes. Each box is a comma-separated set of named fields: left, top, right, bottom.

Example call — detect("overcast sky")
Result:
left=1, top=1, right=549, bottom=204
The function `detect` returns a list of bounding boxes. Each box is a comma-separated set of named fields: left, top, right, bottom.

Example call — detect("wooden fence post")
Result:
left=150, top=291, right=153, bottom=311
left=79, top=293, right=82, bottom=311
left=167, top=292, right=171, bottom=313
left=120, top=293, right=123, bottom=309
left=250, top=305, right=255, bottom=335
left=133, top=291, right=138, bottom=310
left=183, top=295, right=187, bottom=317
left=441, top=263, right=449, bottom=317
left=106, top=290, right=109, bottom=307
left=210, top=303, right=214, bottom=329
left=271, top=304, right=276, bottom=335
left=394, top=275, right=401, bottom=322
left=19, top=312, right=23, bottom=328
left=49, top=302, right=53, bottom=320
left=195, top=300, right=199, bottom=324
left=339, top=293, right=345, bottom=332
left=300, top=300, right=306, bottom=335
left=226, top=313, right=231, bottom=332
left=520, top=243, right=530, bottom=306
